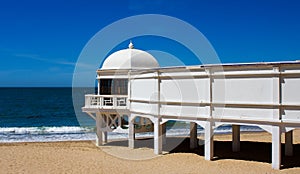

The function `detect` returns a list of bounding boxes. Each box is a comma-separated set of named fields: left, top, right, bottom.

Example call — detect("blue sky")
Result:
left=0, top=0, right=300, bottom=87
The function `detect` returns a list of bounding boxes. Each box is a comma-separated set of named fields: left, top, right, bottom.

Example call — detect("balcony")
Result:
left=84, top=95, right=128, bottom=109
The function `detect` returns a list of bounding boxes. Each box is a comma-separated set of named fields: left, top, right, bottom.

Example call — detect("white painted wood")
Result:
left=128, top=115, right=135, bottom=148
left=155, top=72, right=161, bottom=154
left=232, top=125, right=240, bottom=152
left=97, top=79, right=100, bottom=95
left=282, top=77, right=300, bottom=105
left=131, top=78, right=158, bottom=101
left=213, top=78, right=274, bottom=104
left=282, top=109, right=300, bottom=122
left=213, top=107, right=278, bottom=120
left=154, top=118, right=162, bottom=155
left=84, top=95, right=128, bottom=109
left=205, top=121, right=214, bottom=160
left=285, top=130, right=293, bottom=156
left=130, top=102, right=158, bottom=115
left=190, top=122, right=198, bottom=149
left=96, top=113, right=103, bottom=146
left=161, top=105, right=210, bottom=118
left=272, top=67, right=280, bottom=105
left=160, top=78, right=209, bottom=103
left=272, top=126, right=281, bottom=170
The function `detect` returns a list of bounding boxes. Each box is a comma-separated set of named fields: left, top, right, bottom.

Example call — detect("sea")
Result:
left=0, top=88, right=263, bottom=143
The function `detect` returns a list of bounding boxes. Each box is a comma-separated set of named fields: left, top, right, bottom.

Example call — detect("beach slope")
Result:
left=1, top=131, right=300, bottom=174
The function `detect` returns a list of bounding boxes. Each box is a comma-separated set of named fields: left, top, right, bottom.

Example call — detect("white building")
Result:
left=82, top=41, right=300, bottom=169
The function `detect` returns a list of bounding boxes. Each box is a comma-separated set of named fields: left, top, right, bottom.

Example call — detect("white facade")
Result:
left=82, top=43, right=300, bottom=169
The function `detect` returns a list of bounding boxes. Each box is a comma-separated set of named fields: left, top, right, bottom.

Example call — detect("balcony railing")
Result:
left=84, top=95, right=128, bottom=109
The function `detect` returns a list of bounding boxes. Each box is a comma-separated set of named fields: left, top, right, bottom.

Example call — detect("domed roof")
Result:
left=101, top=41, right=159, bottom=70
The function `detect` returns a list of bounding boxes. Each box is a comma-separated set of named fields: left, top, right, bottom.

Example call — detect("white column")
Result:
left=102, top=114, right=108, bottom=143
left=128, top=115, right=135, bottom=148
left=190, top=122, right=198, bottom=149
left=97, top=79, right=100, bottom=95
left=205, top=121, right=214, bottom=160
left=232, top=125, right=240, bottom=152
left=162, top=122, right=167, bottom=145
left=96, top=113, right=103, bottom=146
left=154, top=71, right=162, bottom=154
left=154, top=118, right=162, bottom=155
left=272, top=125, right=281, bottom=170
left=285, top=130, right=293, bottom=156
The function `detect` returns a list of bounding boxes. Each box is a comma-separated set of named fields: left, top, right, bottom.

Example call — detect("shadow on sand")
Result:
left=104, top=137, right=300, bottom=169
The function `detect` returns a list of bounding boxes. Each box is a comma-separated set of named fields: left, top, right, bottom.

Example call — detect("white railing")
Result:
left=84, top=95, right=128, bottom=109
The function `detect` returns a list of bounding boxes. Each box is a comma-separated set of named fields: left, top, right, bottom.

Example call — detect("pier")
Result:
left=82, top=42, right=300, bottom=169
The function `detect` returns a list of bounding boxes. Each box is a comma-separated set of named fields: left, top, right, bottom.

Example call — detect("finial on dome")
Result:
left=128, top=40, right=134, bottom=49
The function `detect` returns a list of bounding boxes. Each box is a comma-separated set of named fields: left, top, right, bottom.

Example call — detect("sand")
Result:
left=1, top=130, right=300, bottom=174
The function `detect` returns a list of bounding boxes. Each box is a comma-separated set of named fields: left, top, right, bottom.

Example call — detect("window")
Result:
left=100, top=79, right=128, bottom=95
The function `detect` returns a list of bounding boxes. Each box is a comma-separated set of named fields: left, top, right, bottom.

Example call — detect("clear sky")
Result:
left=0, top=0, right=300, bottom=87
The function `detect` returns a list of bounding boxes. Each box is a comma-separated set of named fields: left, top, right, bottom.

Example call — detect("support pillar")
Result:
left=102, top=132, right=107, bottom=143
left=190, top=122, right=198, bottom=149
left=285, top=130, right=293, bottom=156
left=232, top=125, right=240, bottom=152
left=96, top=113, right=105, bottom=146
left=205, top=121, right=214, bottom=160
left=162, top=122, right=167, bottom=145
left=154, top=118, right=162, bottom=155
left=128, top=116, right=135, bottom=148
left=272, top=126, right=281, bottom=170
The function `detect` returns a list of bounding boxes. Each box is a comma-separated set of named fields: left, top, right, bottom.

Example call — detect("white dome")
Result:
left=101, top=42, right=159, bottom=70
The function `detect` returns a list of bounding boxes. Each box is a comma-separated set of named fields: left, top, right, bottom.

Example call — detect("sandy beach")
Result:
left=1, top=130, right=300, bottom=174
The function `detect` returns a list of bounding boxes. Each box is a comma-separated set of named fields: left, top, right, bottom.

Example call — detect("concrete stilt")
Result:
left=162, top=122, right=167, bottom=145
left=128, top=116, right=135, bottom=148
left=190, top=122, right=198, bottom=149
left=272, top=126, right=281, bottom=170
left=232, top=125, right=240, bottom=152
left=205, top=121, right=214, bottom=160
left=154, top=118, right=162, bottom=155
left=285, top=130, right=293, bottom=156
left=96, top=113, right=103, bottom=146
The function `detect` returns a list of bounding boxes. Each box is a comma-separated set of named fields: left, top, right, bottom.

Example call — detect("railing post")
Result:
left=96, top=96, right=101, bottom=107
left=100, top=96, right=103, bottom=107
left=113, top=96, right=117, bottom=108
left=273, top=66, right=281, bottom=120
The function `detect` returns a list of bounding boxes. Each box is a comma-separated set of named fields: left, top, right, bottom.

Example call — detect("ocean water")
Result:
left=0, top=88, right=263, bottom=143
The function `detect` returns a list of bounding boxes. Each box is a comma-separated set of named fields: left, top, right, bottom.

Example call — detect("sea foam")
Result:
left=0, top=125, right=263, bottom=143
